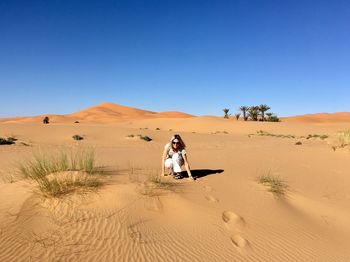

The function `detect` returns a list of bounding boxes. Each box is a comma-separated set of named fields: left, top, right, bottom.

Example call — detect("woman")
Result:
left=161, top=134, right=194, bottom=180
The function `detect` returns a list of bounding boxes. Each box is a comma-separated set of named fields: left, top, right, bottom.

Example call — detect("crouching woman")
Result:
left=161, top=134, right=194, bottom=180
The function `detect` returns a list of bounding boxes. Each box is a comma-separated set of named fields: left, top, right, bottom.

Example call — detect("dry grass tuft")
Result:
left=258, top=171, right=288, bottom=196
left=139, top=175, right=178, bottom=197
left=18, top=147, right=100, bottom=197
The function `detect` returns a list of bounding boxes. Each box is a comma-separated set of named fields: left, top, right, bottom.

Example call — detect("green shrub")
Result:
left=43, top=116, right=49, bottom=124
left=72, top=135, right=84, bottom=141
left=140, top=135, right=152, bottom=142
left=0, top=137, right=15, bottom=145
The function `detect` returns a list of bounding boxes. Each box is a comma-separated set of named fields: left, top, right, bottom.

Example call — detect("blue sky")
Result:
left=1, top=0, right=349, bottom=117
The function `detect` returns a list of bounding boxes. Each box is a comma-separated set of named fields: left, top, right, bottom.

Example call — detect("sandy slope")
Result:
left=282, top=112, right=350, bottom=123
left=0, top=102, right=194, bottom=124
left=1, top=118, right=350, bottom=261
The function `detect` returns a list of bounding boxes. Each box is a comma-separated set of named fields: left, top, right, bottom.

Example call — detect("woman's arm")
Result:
left=183, top=154, right=194, bottom=180
left=161, top=148, right=167, bottom=176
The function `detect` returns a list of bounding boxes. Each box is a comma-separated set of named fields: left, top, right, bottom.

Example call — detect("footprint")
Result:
left=222, top=211, right=245, bottom=231
left=205, top=195, right=219, bottom=203
left=222, top=211, right=250, bottom=251
left=230, top=234, right=249, bottom=249
left=204, top=185, right=213, bottom=192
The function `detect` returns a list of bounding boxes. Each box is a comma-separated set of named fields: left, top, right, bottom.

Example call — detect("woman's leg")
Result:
left=171, top=153, right=183, bottom=173
left=164, top=158, right=173, bottom=174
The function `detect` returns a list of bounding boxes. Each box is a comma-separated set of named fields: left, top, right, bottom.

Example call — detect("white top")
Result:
left=164, top=143, right=187, bottom=159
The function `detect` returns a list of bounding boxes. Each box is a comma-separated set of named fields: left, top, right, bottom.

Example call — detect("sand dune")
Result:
left=0, top=102, right=194, bottom=124
left=283, top=112, right=350, bottom=123
left=1, top=114, right=350, bottom=261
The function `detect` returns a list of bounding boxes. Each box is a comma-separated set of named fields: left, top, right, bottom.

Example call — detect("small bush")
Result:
left=74, top=121, right=79, bottom=123
left=0, top=137, right=16, bottom=145
left=140, top=135, right=152, bottom=142
left=140, top=175, right=178, bottom=196
left=337, top=130, right=350, bottom=148
left=258, top=171, right=288, bottom=196
left=72, top=135, right=84, bottom=141
left=156, top=128, right=160, bottom=130
left=295, top=141, right=302, bottom=145
left=43, top=116, right=49, bottom=124
left=306, top=134, right=329, bottom=140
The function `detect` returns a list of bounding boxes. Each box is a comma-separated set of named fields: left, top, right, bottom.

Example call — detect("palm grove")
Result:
left=223, top=105, right=280, bottom=122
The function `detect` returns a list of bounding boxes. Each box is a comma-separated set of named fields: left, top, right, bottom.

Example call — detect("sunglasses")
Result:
left=172, top=141, right=179, bottom=144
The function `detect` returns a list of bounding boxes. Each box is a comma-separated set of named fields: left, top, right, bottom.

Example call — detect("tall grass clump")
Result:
left=18, top=147, right=100, bottom=197
left=337, top=130, right=350, bottom=148
left=257, top=170, right=288, bottom=196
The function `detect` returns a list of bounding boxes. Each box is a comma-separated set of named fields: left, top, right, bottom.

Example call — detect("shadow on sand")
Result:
left=181, top=169, right=224, bottom=180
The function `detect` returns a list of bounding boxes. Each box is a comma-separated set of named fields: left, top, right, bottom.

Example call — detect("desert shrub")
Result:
left=72, top=135, right=84, bottom=141
left=43, top=116, right=49, bottom=124
left=18, top=148, right=99, bottom=196
left=267, top=115, right=280, bottom=122
left=306, top=134, right=329, bottom=140
left=126, top=134, right=152, bottom=141
left=235, top=113, right=241, bottom=120
left=0, top=137, right=16, bottom=145
left=258, top=171, right=288, bottom=196
left=140, top=175, right=178, bottom=196
left=295, top=141, right=302, bottom=145
left=156, top=128, right=160, bottom=130
left=250, top=130, right=295, bottom=139
left=336, top=130, right=350, bottom=148
left=140, top=135, right=152, bottom=142
left=74, top=121, right=79, bottom=123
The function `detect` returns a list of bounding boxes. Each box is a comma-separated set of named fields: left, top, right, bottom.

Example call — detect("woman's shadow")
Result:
left=181, top=169, right=224, bottom=180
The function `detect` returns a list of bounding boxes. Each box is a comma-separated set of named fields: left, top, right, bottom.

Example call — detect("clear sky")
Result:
left=1, top=0, right=349, bottom=117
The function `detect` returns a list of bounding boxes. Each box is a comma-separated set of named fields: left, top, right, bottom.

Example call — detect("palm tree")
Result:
left=258, top=104, right=271, bottom=121
left=239, top=106, right=249, bottom=121
left=223, top=108, right=230, bottom=119
left=248, top=106, right=259, bottom=121
left=266, top=112, right=273, bottom=121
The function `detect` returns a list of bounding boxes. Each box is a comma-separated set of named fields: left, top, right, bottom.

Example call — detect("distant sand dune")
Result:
left=283, top=112, right=350, bottom=123
left=0, top=102, right=194, bottom=124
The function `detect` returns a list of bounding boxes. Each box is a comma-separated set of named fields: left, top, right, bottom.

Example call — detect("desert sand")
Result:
left=1, top=103, right=350, bottom=261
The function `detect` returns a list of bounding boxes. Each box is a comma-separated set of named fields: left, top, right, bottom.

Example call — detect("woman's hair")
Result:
left=171, top=134, right=186, bottom=149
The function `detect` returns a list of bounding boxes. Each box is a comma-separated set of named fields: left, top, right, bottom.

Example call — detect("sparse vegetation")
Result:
left=306, top=134, right=328, bottom=140
left=211, top=131, right=229, bottom=135
left=331, top=130, right=350, bottom=151
left=43, top=116, right=50, bottom=124
left=0, top=137, right=16, bottom=145
left=127, top=134, right=152, bottom=141
left=336, top=130, right=350, bottom=147
left=140, top=175, right=178, bottom=196
left=72, top=135, right=84, bottom=141
left=258, top=171, right=288, bottom=196
left=295, top=141, right=302, bottom=145
left=139, top=135, right=152, bottom=142
left=18, top=148, right=100, bottom=197
left=234, top=113, right=241, bottom=120
left=248, top=130, right=295, bottom=138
